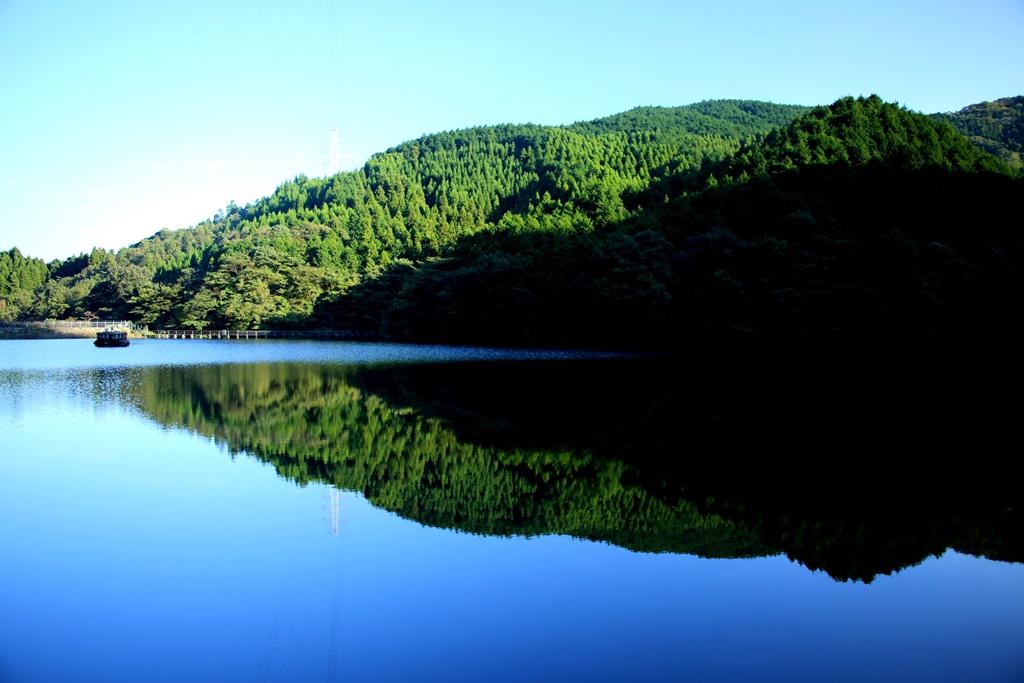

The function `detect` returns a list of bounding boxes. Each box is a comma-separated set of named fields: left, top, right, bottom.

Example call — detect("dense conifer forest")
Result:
left=934, top=96, right=1023, bottom=168
left=2, top=95, right=1021, bottom=346
left=0, top=248, right=48, bottom=320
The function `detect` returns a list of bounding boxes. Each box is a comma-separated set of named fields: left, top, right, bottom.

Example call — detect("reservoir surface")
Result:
left=1, top=339, right=1022, bottom=682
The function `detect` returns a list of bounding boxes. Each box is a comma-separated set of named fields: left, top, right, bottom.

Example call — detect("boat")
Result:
left=94, top=329, right=130, bottom=347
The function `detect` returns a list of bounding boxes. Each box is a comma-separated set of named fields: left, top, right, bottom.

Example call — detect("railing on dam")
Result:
left=153, top=329, right=375, bottom=340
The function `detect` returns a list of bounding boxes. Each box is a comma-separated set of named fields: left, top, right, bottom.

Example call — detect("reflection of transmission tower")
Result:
left=326, top=486, right=345, bottom=682
left=329, top=488, right=340, bottom=536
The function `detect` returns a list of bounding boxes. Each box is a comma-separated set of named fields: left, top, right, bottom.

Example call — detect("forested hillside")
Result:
left=2, top=95, right=1021, bottom=347
left=350, top=96, right=1024, bottom=346
left=1, top=100, right=808, bottom=327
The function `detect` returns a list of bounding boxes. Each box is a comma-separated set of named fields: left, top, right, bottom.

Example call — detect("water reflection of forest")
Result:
left=126, top=356, right=1021, bottom=583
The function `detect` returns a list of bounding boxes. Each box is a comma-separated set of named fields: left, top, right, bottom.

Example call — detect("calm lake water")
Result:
left=1, top=339, right=1022, bottom=682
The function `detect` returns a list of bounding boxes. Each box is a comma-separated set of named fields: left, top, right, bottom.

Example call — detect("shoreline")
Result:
left=0, top=323, right=141, bottom=340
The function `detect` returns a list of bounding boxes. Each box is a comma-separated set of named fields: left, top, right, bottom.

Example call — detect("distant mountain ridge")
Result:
left=567, top=101, right=811, bottom=138
left=934, top=96, right=1024, bottom=168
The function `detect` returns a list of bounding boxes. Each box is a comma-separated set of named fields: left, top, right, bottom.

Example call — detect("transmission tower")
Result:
left=329, top=488, right=340, bottom=536
left=328, top=127, right=340, bottom=176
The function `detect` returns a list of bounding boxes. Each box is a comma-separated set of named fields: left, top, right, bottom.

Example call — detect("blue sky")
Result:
left=1, top=0, right=1022, bottom=261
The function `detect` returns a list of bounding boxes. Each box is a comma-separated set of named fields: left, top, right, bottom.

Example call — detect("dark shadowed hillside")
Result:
left=356, top=96, right=1023, bottom=347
